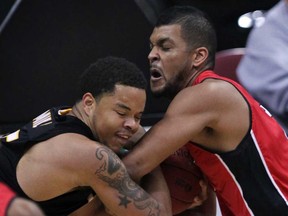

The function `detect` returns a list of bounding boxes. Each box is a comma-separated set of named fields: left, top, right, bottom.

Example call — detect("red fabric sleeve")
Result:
left=0, top=183, right=16, bottom=216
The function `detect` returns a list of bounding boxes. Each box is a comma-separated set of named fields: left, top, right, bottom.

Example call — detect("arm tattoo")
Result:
left=95, top=147, right=160, bottom=215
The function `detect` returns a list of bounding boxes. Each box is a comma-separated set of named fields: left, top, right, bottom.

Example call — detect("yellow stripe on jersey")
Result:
left=6, top=130, right=20, bottom=142
left=58, top=108, right=72, bottom=116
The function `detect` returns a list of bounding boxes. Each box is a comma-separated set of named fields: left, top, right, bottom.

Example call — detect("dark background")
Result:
left=0, top=0, right=277, bottom=133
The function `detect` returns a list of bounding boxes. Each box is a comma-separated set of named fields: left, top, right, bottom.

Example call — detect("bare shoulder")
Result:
left=162, top=78, right=249, bottom=151
left=53, top=134, right=129, bottom=186
left=46, top=133, right=113, bottom=180
left=16, top=133, right=105, bottom=200
left=34, top=133, right=102, bottom=166
left=167, top=78, right=245, bottom=115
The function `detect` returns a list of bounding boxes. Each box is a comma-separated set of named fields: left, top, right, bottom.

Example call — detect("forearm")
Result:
left=141, top=167, right=172, bottom=216
left=123, top=124, right=173, bottom=181
left=68, top=196, right=113, bottom=216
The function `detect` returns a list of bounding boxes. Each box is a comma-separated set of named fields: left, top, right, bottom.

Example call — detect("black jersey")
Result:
left=0, top=107, right=95, bottom=216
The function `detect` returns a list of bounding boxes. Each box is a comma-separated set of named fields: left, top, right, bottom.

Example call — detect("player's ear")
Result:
left=82, top=92, right=95, bottom=116
left=193, top=47, right=208, bottom=67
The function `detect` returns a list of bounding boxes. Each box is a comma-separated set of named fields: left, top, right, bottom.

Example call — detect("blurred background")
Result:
left=0, top=0, right=277, bottom=133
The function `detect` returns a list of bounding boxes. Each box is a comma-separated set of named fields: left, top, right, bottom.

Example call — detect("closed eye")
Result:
left=161, top=46, right=171, bottom=51
left=135, top=116, right=142, bottom=121
left=116, top=111, right=126, bottom=116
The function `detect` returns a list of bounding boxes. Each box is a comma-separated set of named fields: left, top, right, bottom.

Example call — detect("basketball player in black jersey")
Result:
left=0, top=57, right=172, bottom=216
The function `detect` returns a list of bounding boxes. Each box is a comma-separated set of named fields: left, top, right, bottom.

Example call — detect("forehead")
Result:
left=100, top=84, right=146, bottom=110
left=150, top=24, right=183, bottom=43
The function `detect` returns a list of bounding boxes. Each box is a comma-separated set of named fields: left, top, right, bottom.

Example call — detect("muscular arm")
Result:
left=140, top=166, right=172, bottom=214
left=122, top=83, right=215, bottom=180
left=70, top=125, right=172, bottom=216
left=122, top=79, right=249, bottom=180
left=75, top=141, right=172, bottom=216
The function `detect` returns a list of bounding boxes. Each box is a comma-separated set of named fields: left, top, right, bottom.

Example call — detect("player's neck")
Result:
left=69, top=103, right=99, bottom=141
left=69, top=103, right=86, bottom=123
left=185, top=70, right=201, bottom=88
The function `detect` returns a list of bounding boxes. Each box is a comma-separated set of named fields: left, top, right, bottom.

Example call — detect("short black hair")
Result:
left=156, top=6, right=217, bottom=68
left=77, top=56, right=147, bottom=102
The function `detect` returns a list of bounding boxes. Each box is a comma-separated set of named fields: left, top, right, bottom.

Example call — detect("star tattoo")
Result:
left=119, top=195, right=131, bottom=208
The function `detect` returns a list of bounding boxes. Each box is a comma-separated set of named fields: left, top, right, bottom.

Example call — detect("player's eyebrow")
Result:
left=158, top=37, right=170, bottom=46
left=116, top=103, right=131, bottom=111
left=150, top=37, right=171, bottom=47
left=116, top=103, right=144, bottom=115
left=158, top=37, right=170, bottom=44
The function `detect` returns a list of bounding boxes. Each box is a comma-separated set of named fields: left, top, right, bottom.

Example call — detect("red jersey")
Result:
left=186, top=71, right=288, bottom=215
left=0, top=182, right=16, bottom=216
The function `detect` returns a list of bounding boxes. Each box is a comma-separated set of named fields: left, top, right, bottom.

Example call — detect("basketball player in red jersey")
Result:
left=122, top=6, right=288, bottom=216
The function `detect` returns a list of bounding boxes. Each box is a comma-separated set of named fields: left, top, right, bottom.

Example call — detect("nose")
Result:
left=148, top=47, right=159, bottom=64
left=124, top=118, right=139, bottom=133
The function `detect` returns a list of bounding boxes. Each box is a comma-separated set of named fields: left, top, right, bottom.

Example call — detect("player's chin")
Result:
left=150, top=75, right=165, bottom=85
left=108, top=145, right=122, bottom=154
left=150, top=85, right=165, bottom=97
left=110, top=139, right=128, bottom=153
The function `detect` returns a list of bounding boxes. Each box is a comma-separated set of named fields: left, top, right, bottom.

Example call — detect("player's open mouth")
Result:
left=150, top=67, right=163, bottom=81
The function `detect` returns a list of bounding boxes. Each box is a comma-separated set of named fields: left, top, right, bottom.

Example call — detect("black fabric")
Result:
left=219, top=135, right=288, bottom=216
left=0, top=106, right=95, bottom=215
